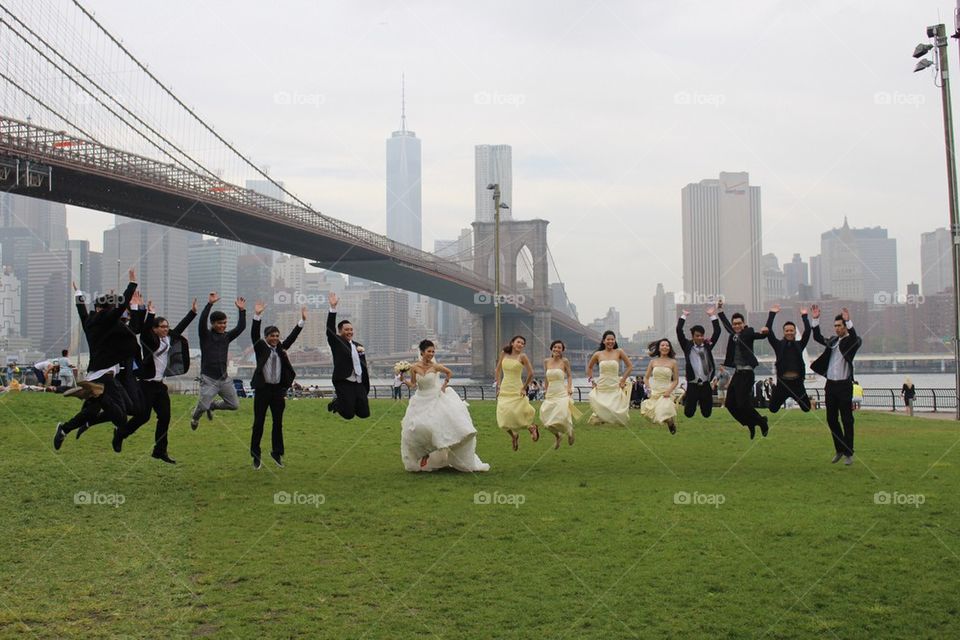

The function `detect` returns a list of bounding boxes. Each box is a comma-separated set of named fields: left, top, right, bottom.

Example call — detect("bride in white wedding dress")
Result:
left=400, top=340, right=490, bottom=473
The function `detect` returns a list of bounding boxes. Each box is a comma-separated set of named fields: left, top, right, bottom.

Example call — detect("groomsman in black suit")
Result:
left=810, top=305, right=862, bottom=465
left=54, top=270, right=139, bottom=450
left=325, top=292, right=370, bottom=420
left=675, top=306, right=721, bottom=418
left=114, top=298, right=198, bottom=463
left=765, top=304, right=812, bottom=413
left=717, top=299, right=769, bottom=439
left=249, top=301, right=305, bottom=469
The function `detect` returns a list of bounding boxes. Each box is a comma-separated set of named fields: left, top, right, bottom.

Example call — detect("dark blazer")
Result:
left=676, top=316, right=721, bottom=382
left=84, top=281, right=139, bottom=372
left=138, top=309, right=197, bottom=380
left=326, top=311, right=370, bottom=391
left=717, top=311, right=761, bottom=369
left=810, top=320, right=862, bottom=381
left=765, top=311, right=811, bottom=378
left=250, top=318, right=303, bottom=390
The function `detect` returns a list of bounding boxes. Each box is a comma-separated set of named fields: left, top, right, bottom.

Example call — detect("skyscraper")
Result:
left=920, top=227, right=952, bottom=295
left=0, top=192, right=67, bottom=251
left=362, top=288, right=410, bottom=355
left=681, top=172, right=763, bottom=311
left=26, top=250, right=71, bottom=352
left=188, top=238, right=240, bottom=323
left=819, top=218, right=897, bottom=303
left=762, top=253, right=786, bottom=304
left=102, top=220, right=190, bottom=313
left=653, top=283, right=675, bottom=335
left=783, top=253, right=809, bottom=298
left=386, top=77, right=422, bottom=250
left=475, top=144, right=513, bottom=222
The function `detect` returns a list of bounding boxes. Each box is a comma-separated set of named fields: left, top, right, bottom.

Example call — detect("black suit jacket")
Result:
left=251, top=318, right=302, bottom=390
left=765, top=311, right=811, bottom=378
left=676, top=316, right=721, bottom=382
left=84, top=281, right=139, bottom=372
left=810, top=320, right=862, bottom=381
left=326, top=311, right=370, bottom=391
left=138, top=309, right=197, bottom=380
left=718, top=311, right=761, bottom=369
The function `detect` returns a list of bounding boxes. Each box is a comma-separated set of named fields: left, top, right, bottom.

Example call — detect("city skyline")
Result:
left=45, top=1, right=960, bottom=335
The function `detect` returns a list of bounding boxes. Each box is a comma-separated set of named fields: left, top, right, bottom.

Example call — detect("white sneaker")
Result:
left=831, top=453, right=843, bottom=464
left=843, top=455, right=854, bottom=466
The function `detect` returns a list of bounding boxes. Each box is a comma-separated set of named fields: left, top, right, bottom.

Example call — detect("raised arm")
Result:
left=198, top=292, right=218, bottom=340
left=171, top=300, right=198, bottom=337
left=676, top=313, right=689, bottom=352
left=798, top=308, right=811, bottom=350
left=226, top=297, right=247, bottom=342
left=765, top=306, right=780, bottom=349
left=707, top=305, right=721, bottom=345
left=810, top=304, right=827, bottom=346
left=282, top=307, right=306, bottom=350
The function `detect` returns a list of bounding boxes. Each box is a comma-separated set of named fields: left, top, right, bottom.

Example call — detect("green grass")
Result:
left=1, top=393, right=958, bottom=639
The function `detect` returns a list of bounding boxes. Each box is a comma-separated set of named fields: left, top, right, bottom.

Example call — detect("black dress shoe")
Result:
left=151, top=451, right=176, bottom=464
left=54, top=423, right=67, bottom=450
left=327, top=400, right=337, bottom=413
left=111, top=428, right=123, bottom=453
left=75, top=422, right=90, bottom=439
left=270, top=452, right=284, bottom=468
left=747, top=424, right=756, bottom=440
left=253, top=457, right=262, bottom=470
left=206, top=409, right=214, bottom=421
left=759, top=417, right=769, bottom=438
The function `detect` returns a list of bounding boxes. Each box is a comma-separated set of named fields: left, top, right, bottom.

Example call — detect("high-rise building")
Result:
left=272, top=254, right=306, bottom=293
left=434, top=231, right=473, bottom=341
left=783, top=253, right=809, bottom=298
left=819, top=218, right=897, bottom=303
left=102, top=220, right=190, bottom=313
left=809, top=254, right=822, bottom=298
left=362, top=288, right=410, bottom=355
left=652, top=283, right=675, bottom=335
left=762, top=253, right=786, bottom=304
left=25, top=250, right=71, bottom=352
left=0, top=267, right=21, bottom=338
left=920, top=227, right=952, bottom=295
left=0, top=192, right=67, bottom=251
left=189, top=238, right=240, bottom=323
left=589, top=307, right=621, bottom=337
left=245, top=178, right=286, bottom=202
left=475, top=144, right=513, bottom=222
left=681, top=172, right=763, bottom=311
left=386, top=78, right=422, bottom=250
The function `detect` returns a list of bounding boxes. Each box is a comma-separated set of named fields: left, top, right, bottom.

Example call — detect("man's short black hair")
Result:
left=337, top=319, right=352, bottom=330
left=690, top=325, right=705, bottom=336
left=264, top=325, right=280, bottom=336
left=834, top=314, right=844, bottom=323
left=783, top=321, right=796, bottom=329
left=210, top=310, right=227, bottom=323
left=61, top=349, right=68, bottom=357
left=731, top=312, right=745, bottom=322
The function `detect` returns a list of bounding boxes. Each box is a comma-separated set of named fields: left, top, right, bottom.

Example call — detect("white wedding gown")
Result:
left=400, top=371, right=490, bottom=472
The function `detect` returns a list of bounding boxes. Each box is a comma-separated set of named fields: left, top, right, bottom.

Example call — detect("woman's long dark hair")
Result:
left=597, top=330, right=618, bottom=351
left=503, top=335, right=526, bottom=354
left=419, top=339, right=435, bottom=353
left=648, top=338, right=676, bottom=359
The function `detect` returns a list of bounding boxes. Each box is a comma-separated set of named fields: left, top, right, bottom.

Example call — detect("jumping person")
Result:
left=249, top=301, right=305, bottom=469
left=191, top=292, right=246, bottom=429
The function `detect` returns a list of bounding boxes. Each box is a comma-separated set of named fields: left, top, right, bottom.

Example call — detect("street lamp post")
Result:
left=915, top=24, right=960, bottom=419
left=487, top=183, right=509, bottom=358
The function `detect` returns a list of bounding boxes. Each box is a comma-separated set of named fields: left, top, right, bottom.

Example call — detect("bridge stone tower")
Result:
left=471, top=219, right=551, bottom=380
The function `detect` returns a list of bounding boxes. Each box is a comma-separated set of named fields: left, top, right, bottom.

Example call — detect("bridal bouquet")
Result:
left=393, top=360, right=412, bottom=374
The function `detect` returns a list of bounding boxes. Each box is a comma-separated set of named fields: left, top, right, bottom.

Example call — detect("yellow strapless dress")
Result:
left=497, top=357, right=536, bottom=430
left=540, top=367, right=581, bottom=437
left=588, top=359, right=630, bottom=426
left=640, top=365, right=678, bottom=424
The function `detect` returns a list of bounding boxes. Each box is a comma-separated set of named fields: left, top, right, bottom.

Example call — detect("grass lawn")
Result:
left=1, top=392, right=958, bottom=639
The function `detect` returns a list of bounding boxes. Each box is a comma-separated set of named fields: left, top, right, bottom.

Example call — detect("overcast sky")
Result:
left=68, top=0, right=960, bottom=335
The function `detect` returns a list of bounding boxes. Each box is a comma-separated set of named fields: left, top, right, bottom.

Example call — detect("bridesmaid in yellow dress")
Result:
left=540, top=340, right=581, bottom=449
left=640, top=338, right=680, bottom=434
left=585, top=330, right=633, bottom=426
left=495, top=335, right=539, bottom=451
